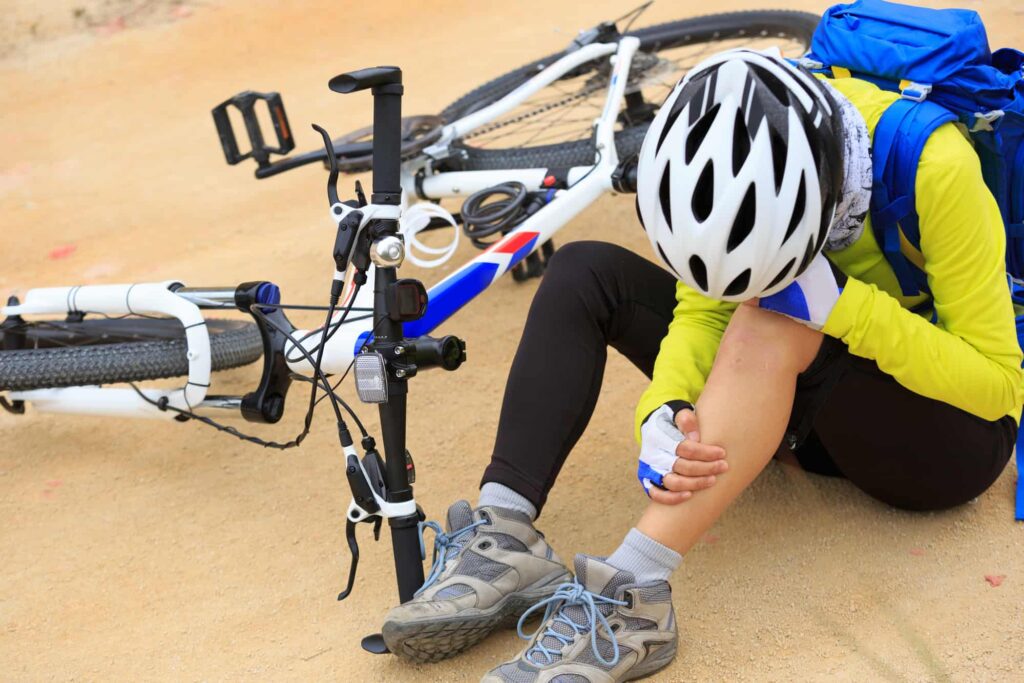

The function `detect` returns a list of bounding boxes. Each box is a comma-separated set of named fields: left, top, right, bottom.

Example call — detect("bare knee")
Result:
left=717, top=304, right=824, bottom=374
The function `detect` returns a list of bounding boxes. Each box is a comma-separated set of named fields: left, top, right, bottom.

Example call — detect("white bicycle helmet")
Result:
left=636, top=49, right=844, bottom=301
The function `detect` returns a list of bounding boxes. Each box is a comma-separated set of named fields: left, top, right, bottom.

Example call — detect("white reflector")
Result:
left=353, top=352, right=388, bottom=404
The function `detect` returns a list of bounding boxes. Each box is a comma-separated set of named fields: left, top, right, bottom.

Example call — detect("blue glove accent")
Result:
left=637, top=460, right=668, bottom=495
left=638, top=404, right=685, bottom=496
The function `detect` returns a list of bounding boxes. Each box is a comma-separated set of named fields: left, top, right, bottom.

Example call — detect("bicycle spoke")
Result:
left=474, top=111, right=601, bottom=148
left=506, top=99, right=601, bottom=147
left=458, top=29, right=810, bottom=151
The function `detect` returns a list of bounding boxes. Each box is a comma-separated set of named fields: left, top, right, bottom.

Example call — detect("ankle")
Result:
left=478, top=482, right=538, bottom=520
left=606, top=528, right=682, bottom=584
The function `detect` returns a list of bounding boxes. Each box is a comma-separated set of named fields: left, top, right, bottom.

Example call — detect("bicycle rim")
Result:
left=439, top=11, right=820, bottom=171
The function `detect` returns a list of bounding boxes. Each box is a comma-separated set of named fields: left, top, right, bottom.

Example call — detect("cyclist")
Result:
left=382, top=49, right=1023, bottom=681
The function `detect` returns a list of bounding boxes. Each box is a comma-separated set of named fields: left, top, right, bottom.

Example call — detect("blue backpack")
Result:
left=803, top=0, right=1024, bottom=520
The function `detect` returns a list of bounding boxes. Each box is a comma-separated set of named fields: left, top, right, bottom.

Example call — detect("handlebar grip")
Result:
left=327, top=65, right=404, bottom=205
left=329, top=66, right=403, bottom=94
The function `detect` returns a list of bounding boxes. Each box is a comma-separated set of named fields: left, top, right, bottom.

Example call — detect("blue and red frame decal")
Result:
left=403, top=231, right=539, bottom=338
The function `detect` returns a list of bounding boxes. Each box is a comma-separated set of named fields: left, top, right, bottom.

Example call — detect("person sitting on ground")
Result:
left=381, top=48, right=1023, bottom=682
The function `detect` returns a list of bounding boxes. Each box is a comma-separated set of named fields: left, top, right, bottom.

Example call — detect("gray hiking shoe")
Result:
left=382, top=500, right=571, bottom=662
left=482, top=554, right=678, bottom=683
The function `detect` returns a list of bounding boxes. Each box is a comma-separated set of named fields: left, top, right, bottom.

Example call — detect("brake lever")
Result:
left=337, top=451, right=388, bottom=601
left=337, top=515, right=384, bottom=602
left=338, top=519, right=360, bottom=601
left=313, top=123, right=371, bottom=281
left=312, top=123, right=341, bottom=207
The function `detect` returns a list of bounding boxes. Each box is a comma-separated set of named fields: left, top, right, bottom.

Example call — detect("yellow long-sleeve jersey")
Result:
left=635, top=76, right=1024, bottom=440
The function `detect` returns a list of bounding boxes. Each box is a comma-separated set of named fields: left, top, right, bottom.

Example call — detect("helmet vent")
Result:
left=727, top=184, right=756, bottom=253
left=816, top=198, right=833, bottom=254
left=790, top=66, right=828, bottom=113
left=657, top=242, right=682, bottom=279
left=732, top=110, right=751, bottom=176
left=795, top=237, right=816, bottom=277
left=692, top=160, right=715, bottom=223
left=685, top=103, right=721, bottom=165
left=634, top=195, right=645, bottom=231
left=749, top=64, right=791, bottom=107
left=801, top=115, right=823, bottom=175
left=769, top=129, right=786, bottom=195
left=688, top=254, right=709, bottom=292
left=766, top=258, right=797, bottom=291
left=659, top=163, right=673, bottom=231
left=656, top=98, right=686, bottom=156
left=783, top=173, right=807, bottom=244
left=724, top=269, right=751, bottom=297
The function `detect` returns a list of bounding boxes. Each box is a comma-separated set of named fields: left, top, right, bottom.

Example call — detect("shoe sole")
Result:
left=382, top=569, right=571, bottom=663
left=622, top=632, right=679, bottom=681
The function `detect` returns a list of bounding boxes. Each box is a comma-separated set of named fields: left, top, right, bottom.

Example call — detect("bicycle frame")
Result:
left=291, top=37, right=638, bottom=374
left=2, top=36, right=641, bottom=419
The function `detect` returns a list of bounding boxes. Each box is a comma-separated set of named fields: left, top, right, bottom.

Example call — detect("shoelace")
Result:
left=414, top=518, right=489, bottom=597
left=516, top=581, right=628, bottom=667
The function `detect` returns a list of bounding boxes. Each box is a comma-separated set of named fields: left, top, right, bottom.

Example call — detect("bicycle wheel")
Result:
left=439, top=10, right=820, bottom=171
left=0, top=316, right=262, bottom=392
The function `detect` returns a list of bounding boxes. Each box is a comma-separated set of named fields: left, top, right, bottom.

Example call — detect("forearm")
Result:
left=635, top=286, right=736, bottom=439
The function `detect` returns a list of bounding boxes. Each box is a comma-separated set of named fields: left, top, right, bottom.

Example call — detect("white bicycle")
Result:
left=0, top=5, right=819, bottom=637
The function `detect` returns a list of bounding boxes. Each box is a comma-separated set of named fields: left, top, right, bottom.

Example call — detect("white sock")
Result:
left=478, top=482, right=538, bottom=520
left=606, top=528, right=682, bottom=583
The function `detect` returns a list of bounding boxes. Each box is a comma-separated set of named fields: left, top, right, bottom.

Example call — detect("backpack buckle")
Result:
left=971, top=110, right=1006, bottom=133
left=899, top=81, right=932, bottom=102
left=797, top=58, right=825, bottom=71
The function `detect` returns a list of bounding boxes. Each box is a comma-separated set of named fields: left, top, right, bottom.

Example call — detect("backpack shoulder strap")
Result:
left=871, top=98, right=958, bottom=296
left=1011, top=277, right=1024, bottom=521
left=1016, top=425, right=1024, bottom=521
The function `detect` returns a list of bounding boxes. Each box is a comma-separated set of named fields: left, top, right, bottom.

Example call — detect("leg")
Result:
left=482, top=241, right=677, bottom=513
left=805, top=353, right=1015, bottom=511
left=383, top=242, right=677, bottom=660
left=636, top=304, right=824, bottom=555
left=483, top=307, right=823, bottom=682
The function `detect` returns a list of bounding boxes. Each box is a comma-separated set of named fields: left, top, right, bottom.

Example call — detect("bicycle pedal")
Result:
left=211, top=91, right=295, bottom=168
left=511, top=241, right=556, bottom=282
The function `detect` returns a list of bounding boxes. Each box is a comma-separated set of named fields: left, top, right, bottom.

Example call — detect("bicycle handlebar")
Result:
left=329, top=66, right=402, bottom=94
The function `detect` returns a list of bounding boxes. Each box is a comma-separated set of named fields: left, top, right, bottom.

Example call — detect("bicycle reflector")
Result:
left=354, top=352, right=388, bottom=404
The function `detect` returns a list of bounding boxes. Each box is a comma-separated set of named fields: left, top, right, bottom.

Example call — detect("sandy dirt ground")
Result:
left=1, top=0, right=1023, bottom=680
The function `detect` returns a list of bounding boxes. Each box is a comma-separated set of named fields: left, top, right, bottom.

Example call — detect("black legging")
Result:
left=481, top=241, right=1015, bottom=514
